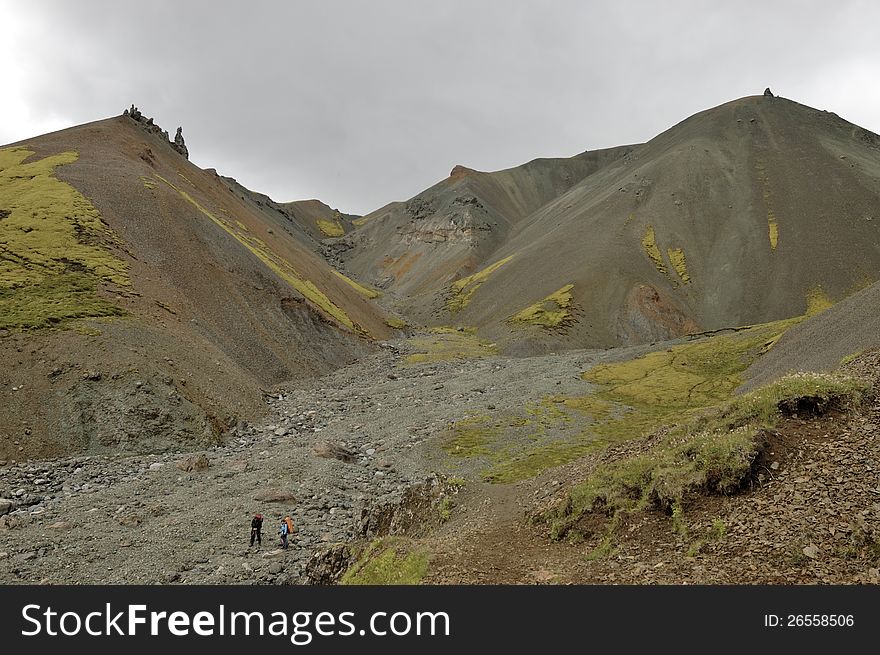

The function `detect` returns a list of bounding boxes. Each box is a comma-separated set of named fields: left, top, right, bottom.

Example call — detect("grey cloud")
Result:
left=3, top=1, right=880, bottom=213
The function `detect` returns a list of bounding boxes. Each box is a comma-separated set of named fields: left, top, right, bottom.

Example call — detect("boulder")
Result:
left=764, top=87, right=774, bottom=97
left=254, top=489, right=296, bottom=503
left=176, top=454, right=210, bottom=472
left=0, top=499, right=14, bottom=516
left=312, top=441, right=355, bottom=463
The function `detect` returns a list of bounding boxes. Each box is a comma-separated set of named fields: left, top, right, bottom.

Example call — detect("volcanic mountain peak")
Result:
left=336, top=93, right=880, bottom=354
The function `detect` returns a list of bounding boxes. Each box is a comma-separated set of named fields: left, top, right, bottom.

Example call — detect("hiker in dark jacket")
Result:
left=279, top=518, right=290, bottom=549
left=250, top=514, right=263, bottom=547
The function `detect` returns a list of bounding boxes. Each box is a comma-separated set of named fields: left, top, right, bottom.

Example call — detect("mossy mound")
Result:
left=0, top=147, right=129, bottom=329
left=509, top=284, right=575, bottom=329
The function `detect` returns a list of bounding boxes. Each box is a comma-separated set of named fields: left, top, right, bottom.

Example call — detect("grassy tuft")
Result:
left=549, top=371, right=869, bottom=540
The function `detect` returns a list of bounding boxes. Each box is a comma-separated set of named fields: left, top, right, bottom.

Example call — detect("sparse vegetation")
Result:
left=477, top=319, right=800, bottom=483
left=405, top=328, right=497, bottom=364
left=340, top=538, right=428, bottom=585
left=446, top=255, right=514, bottom=312
left=156, top=174, right=362, bottom=333
left=509, top=284, right=576, bottom=329
left=548, top=371, right=869, bottom=541
left=438, top=496, right=454, bottom=523
left=332, top=269, right=380, bottom=298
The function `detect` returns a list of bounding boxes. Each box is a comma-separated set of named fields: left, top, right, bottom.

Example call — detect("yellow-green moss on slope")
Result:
left=385, top=316, right=408, bottom=329
left=667, top=247, right=690, bottom=284
left=768, top=210, right=779, bottom=250
left=155, top=174, right=359, bottom=332
left=549, top=372, right=869, bottom=541
left=340, top=538, right=428, bottom=585
left=405, top=328, right=497, bottom=364
left=446, top=255, right=514, bottom=312
left=332, top=269, right=380, bottom=299
left=806, top=286, right=832, bottom=316
left=316, top=213, right=345, bottom=237
left=0, top=147, right=129, bottom=329
left=509, top=284, right=575, bottom=329
left=472, top=318, right=801, bottom=484
left=641, top=225, right=666, bottom=274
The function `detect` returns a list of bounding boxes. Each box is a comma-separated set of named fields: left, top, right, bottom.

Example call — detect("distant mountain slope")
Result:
left=337, top=146, right=636, bottom=298
left=0, top=113, right=390, bottom=459
left=342, top=95, right=880, bottom=354
left=740, top=279, right=880, bottom=392
left=280, top=198, right=359, bottom=242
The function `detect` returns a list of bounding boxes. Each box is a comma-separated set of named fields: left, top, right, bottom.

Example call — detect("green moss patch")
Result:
left=805, top=286, right=832, bottom=316
left=667, top=247, right=690, bottom=284
left=509, top=284, right=576, bottom=329
left=446, top=255, right=514, bottom=312
left=641, top=225, right=666, bottom=274
left=405, top=329, right=497, bottom=364
left=0, top=274, right=125, bottom=330
left=316, top=213, right=345, bottom=237
left=768, top=210, right=779, bottom=250
left=385, top=316, right=408, bottom=329
left=340, top=538, right=428, bottom=585
left=0, top=147, right=129, bottom=329
left=446, top=318, right=802, bottom=484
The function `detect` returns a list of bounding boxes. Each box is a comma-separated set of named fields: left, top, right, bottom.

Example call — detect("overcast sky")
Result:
left=2, top=1, right=880, bottom=214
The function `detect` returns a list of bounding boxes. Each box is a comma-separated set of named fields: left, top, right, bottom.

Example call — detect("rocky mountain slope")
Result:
left=2, top=93, right=880, bottom=586
left=338, top=94, right=880, bottom=356
left=0, top=109, right=393, bottom=460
